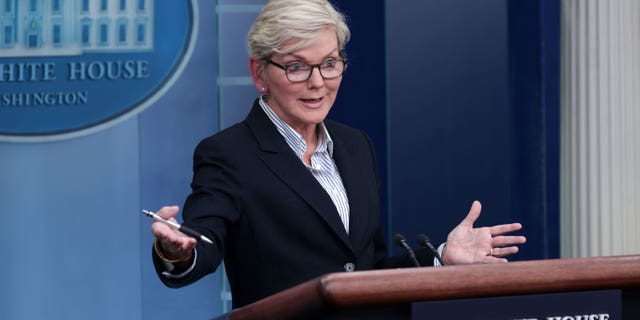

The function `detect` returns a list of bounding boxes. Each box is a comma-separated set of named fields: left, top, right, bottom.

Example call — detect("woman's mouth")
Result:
left=301, top=97, right=323, bottom=103
left=300, top=97, right=324, bottom=108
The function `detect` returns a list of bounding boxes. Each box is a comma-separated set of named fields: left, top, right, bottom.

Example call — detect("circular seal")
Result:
left=0, top=0, right=199, bottom=142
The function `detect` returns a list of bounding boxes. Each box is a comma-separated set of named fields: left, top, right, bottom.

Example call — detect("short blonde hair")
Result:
left=248, top=0, right=350, bottom=61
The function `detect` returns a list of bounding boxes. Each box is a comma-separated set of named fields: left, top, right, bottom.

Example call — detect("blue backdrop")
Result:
left=385, top=0, right=559, bottom=261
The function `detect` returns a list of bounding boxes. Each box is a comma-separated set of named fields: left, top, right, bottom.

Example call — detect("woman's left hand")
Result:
left=442, top=201, right=527, bottom=265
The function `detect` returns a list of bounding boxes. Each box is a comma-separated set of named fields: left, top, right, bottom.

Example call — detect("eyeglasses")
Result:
left=268, top=59, right=348, bottom=82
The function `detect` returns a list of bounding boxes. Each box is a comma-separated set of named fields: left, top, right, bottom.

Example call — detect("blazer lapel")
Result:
left=245, top=101, right=355, bottom=254
left=329, top=125, right=371, bottom=257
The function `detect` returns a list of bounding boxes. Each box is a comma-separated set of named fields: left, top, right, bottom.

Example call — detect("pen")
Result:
left=141, top=209, right=214, bottom=245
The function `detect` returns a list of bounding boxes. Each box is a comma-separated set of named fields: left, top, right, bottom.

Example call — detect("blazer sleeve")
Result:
left=152, top=134, right=241, bottom=287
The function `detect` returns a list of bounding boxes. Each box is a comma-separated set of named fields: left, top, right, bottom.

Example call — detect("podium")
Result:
left=227, top=255, right=640, bottom=319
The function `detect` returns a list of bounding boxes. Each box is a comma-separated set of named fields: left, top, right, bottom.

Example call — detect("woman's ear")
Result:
left=250, top=57, right=268, bottom=93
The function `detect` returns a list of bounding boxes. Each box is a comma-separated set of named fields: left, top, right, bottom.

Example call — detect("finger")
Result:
left=160, top=227, right=197, bottom=246
left=489, top=246, right=520, bottom=258
left=459, top=200, right=482, bottom=228
left=489, top=222, right=523, bottom=236
left=151, top=220, right=176, bottom=238
left=170, top=236, right=197, bottom=252
left=156, top=205, right=180, bottom=220
left=152, top=223, right=181, bottom=242
left=151, top=220, right=197, bottom=250
left=491, top=235, right=527, bottom=247
left=160, top=237, right=197, bottom=258
left=158, top=231, right=197, bottom=252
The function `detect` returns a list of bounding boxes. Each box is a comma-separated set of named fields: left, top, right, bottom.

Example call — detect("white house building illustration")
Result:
left=0, top=0, right=153, bottom=57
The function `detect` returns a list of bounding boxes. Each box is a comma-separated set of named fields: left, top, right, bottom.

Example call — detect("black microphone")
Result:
left=393, top=233, right=421, bottom=267
left=416, top=233, right=444, bottom=266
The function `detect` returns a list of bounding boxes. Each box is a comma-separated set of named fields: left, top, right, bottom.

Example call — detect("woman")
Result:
left=151, top=0, right=526, bottom=313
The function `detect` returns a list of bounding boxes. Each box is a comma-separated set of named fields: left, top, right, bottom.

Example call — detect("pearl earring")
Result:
left=261, top=86, right=266, bottom=92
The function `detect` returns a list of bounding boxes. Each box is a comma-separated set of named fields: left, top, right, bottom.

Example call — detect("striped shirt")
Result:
left=259, top=96, right=351, bottom=233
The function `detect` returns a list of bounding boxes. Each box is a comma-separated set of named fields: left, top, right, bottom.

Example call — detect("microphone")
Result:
left=416, top=233, right=444, bottom=266
left=393, top=233, right=421, bottom=267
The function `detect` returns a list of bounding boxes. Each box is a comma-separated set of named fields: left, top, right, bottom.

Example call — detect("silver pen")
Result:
left=141, top=209, right=214, bottom=245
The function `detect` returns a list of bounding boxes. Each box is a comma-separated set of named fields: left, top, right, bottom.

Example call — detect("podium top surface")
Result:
left=229, top=254, right=640, bottom=320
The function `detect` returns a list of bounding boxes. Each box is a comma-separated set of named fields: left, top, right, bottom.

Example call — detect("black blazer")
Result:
left=153, top=99, right=433, bottom=309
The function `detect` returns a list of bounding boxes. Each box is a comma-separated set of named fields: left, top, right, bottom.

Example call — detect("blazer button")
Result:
left=344, top=263, right=355, bottom=272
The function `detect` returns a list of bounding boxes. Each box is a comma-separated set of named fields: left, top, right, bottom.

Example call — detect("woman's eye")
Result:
left=322, top=60, right=337, bottom=68
left=287, top=63, right=306, bottom=72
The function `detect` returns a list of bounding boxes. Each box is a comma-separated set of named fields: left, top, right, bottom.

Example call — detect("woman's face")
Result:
left=252, top=28, right=343, bottom=135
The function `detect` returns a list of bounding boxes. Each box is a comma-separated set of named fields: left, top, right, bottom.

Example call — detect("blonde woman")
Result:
left=150, top=0, right=526, bottom=314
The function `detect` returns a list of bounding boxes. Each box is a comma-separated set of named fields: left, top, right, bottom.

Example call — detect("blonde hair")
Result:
left=248, top=0, right=350, bottom=61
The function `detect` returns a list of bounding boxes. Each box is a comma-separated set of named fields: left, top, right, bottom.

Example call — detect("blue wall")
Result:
left=386, top=0, right=559, bottom=260
left=138, top=1, right=221, bottom=317
left=1, top=126, right=143, bottom=319
left=0, top=1, right=222, bottom=319
left=388, top=0, right=511, bottom=252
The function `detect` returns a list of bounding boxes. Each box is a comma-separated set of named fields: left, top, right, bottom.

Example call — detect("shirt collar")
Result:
left=258, top=95, right=334, bottom=157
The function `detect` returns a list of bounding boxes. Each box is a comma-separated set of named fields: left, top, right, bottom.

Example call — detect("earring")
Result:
left=261, top=86, right=266, bottom=92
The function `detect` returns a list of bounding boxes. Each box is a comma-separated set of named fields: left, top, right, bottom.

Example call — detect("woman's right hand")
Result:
left=151, top=206, right=197, bottom=261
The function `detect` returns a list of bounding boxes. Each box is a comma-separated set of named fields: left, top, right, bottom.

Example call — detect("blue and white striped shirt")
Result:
left=259, top=96, right=351, bottom=233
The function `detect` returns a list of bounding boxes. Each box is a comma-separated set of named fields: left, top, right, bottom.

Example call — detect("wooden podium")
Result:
left=227, top=255, right=640, bottom=319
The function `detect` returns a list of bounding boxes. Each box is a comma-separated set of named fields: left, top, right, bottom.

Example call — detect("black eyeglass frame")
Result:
left=267, top=59, right=349, bottom=82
